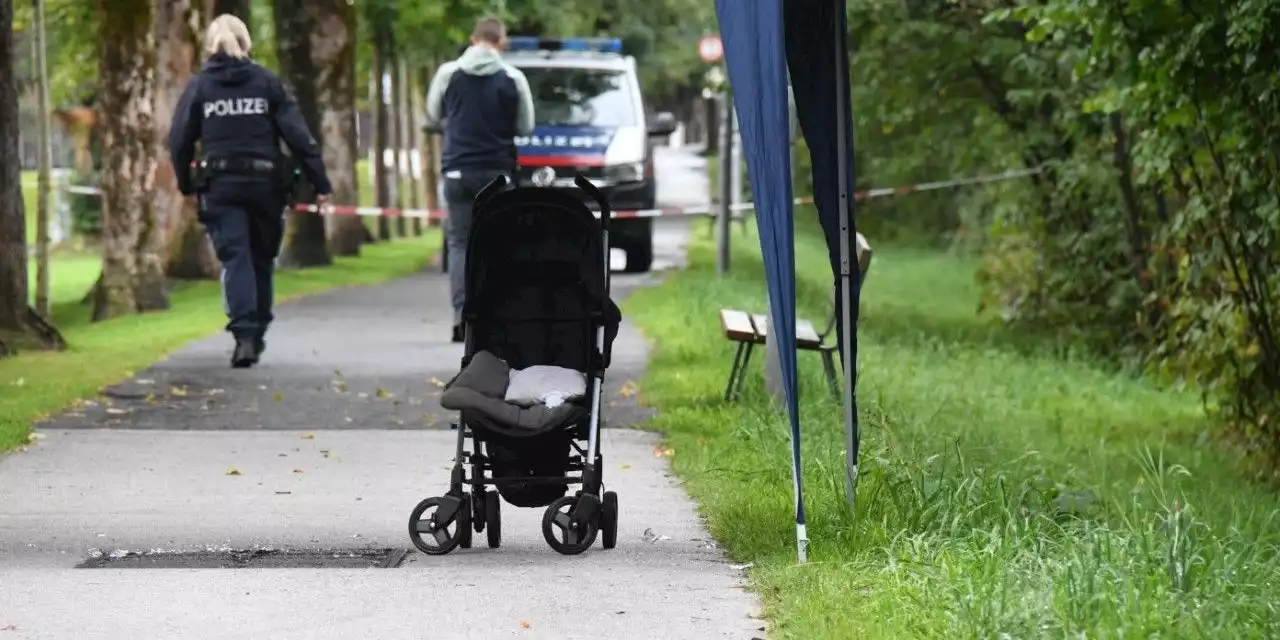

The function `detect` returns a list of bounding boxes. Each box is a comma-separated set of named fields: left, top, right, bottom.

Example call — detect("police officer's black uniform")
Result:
left=168, top=52, right=332, bottom=368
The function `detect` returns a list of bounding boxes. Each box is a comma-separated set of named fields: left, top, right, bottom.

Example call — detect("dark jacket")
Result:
left=168, top=54, right=332, bottom=196
left=425, top=45, right=535, bottom=173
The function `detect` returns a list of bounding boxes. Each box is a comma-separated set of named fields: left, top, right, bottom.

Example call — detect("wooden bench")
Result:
left=719, top=308, right=839, bottom=401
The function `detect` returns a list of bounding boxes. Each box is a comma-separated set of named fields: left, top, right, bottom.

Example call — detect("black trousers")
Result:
left=198, top=176, right=286, bottom=340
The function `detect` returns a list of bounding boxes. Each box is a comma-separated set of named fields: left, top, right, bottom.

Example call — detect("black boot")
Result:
left=231, top=337, right=259, bottom=368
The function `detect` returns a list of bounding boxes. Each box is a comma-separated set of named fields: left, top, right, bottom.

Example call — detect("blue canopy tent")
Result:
left=712, top=0, right=860, bottom=562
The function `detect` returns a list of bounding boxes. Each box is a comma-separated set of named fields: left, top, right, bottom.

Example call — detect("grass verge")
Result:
left=623, top=218, right=1280, bottom=638
left=0, top=231, right=439, bottom=451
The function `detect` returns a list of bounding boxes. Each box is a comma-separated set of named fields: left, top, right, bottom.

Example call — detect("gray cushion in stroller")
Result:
left=439, top=350, right=583, bottom=434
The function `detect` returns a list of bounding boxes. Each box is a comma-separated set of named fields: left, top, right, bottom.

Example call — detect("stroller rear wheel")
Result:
left=542, top=495, right=599, bottom=555
left=408, top=496, right=468, bottom=555
left=486, top=490, right=502, bottom=549
left=602, top=491, right=619, bottom=549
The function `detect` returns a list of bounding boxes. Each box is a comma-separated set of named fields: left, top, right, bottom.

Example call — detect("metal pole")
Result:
left=833, top=0, right=859, bottom=510
left=717, top=91, right=734, bottom=275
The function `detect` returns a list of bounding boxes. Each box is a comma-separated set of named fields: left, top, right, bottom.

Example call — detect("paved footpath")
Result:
left=0, top=147, right=764, bottom=639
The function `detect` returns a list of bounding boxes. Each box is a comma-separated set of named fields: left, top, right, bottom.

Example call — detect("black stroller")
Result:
left=407, top=174, right=623, bottom=556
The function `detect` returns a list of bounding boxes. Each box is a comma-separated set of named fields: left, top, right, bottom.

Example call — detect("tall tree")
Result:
left=391, top=55, right=406, bottom=237
left=0, top=0, right=62, bottom=357
left=273, top=0, right=332, bottom=268
left=156, top=0, right=218, bottom=280
left=31, top=0, right=51, bottom=317
left=368, top=0, right=393, bottom=241
left=211, top=0, right=250, bottom=29
left=402, top=59, right=422, bottom=236
left=92, top=0, right=169, bottom=321
left=317, top=0, right=362, bottom=257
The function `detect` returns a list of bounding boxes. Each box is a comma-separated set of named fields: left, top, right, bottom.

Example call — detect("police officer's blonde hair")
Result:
left=205, top=14, right=252, bottom=60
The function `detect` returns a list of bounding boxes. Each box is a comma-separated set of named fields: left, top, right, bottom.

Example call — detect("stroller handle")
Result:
left=472, top=174, right=510, bottom=213
left=574, top=174, right=611, bottom=234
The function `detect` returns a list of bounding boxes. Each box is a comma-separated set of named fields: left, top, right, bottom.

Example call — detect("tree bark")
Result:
left=33, top=0, right=52, bottom=318
left=0, top=0, right=64, bottom=356
left=402, top=60, right=422, bottom=235
left=391, top=56, right=407, bottom=238
left=316, top=0, right=361, bottom=257
left=156, top=0, right=219, bottom=280
left=93, top=0, right=170, bottom=322
left=211, top=0, right=251, bottom=30
left=370, top=3, right=393, bottom=241
left=419, top=63, right=441, bottom=228
left=273, top=0, right=332, bottom=268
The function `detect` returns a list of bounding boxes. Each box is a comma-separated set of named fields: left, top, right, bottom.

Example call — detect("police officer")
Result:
left=425, top=16, right=535, bottom=342
left=168, top=14, right=332, bottom=368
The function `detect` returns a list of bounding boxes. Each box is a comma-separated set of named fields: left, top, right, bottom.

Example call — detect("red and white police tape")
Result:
left=64, top=166, right=1041, bottom=219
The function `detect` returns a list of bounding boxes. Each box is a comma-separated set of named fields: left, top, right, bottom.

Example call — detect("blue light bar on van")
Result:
left=506, top=37, right=623, bottom=54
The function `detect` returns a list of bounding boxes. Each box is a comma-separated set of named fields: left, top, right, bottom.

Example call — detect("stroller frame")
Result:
left=408, top=174, right=619, bottom=556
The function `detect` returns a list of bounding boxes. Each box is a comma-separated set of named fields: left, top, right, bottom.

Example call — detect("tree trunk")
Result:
left=370, top=3, right=393, bottom=241
left=400, top=60, right=421, bottom=235
left=318, top=0, right=361, bottom=257
left=419, top=63, right=441, bottom=229
left=211, top=0, right=251, bottom=30
left=391, top=57, right=407, bottom=238
left=0, top=0, right=64, bottom=356
left=156, top=0, right=218, bottom=280
left=33, top=0, right=52, bottom=318
left=273, top=0, right=332, bottom=268
left=93, top=0, right=170, bottom=322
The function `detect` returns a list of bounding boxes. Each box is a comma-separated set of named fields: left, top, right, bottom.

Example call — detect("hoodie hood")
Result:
left=456, top=45, right=506, bottom=76
left=203, top=54, right=255, bottom=86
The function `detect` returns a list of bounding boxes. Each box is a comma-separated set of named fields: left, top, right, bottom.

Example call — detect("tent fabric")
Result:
left=713, top=0, right=805, bottom=533
left=713, top=0, right=861, bottom=559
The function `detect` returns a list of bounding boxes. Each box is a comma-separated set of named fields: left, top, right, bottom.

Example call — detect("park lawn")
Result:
left=624, top=217, right=1280, bottom=638
left=0, top=231, right=440, bottom=452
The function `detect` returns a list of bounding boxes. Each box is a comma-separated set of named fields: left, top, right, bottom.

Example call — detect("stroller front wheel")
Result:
left=542, top=495, right=599, bottom=555
left=408, top=496, right=468, bottom=555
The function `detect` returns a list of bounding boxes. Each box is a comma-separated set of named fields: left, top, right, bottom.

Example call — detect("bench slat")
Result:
left=750, top=314, right=823, bottom=349
left=719, top=309, right=759, bottom=342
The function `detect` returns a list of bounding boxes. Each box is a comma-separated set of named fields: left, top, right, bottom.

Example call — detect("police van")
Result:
left=501, top=36, right=676, bottom=273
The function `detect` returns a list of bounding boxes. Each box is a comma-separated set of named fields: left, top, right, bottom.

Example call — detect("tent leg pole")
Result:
left=832, top=0, right=859, bottom=512
left=717, top=91, right=734, bottom=276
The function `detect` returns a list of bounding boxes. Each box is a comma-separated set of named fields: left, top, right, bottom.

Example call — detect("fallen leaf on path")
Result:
left=519, top=621, right=531, bottom=629
left=620, top=464, right=631, bottom=470
left=272, top=393, right=284, bottom=403
left=652, top=445, right=675, bottom=458
left=144, top=393, right=158, bottom=404
left=331, top=381, right=348, bottom=393
left=170, top=386, right=189, bottom=397
left=333, top=368, right=344, bottom=378
left=375, top=388, right=393, bottom=398
left=429, top=377, right=446, bottom=388
left=619, top=381, right=639, bottom=398
left=27, top=432, right=45, bottom=443
left=225, top=469, right=242, bottom=476
left=301, top=433, right=315, bottom=439
left=106, top=408, right=127, bottom=415
left=293, top=468, right=305, bottom=473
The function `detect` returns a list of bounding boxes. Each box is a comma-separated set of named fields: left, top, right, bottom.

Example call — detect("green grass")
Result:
left=0, top=231, right=440, bottom=451
left=624, top=217, right=1280, bottom=638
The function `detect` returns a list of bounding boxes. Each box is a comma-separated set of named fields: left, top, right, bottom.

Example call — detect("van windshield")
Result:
left=519, top=67, right=637, bottom=128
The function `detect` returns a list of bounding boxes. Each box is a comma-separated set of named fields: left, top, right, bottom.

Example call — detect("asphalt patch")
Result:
left=76, top=548, right=407, bottom=569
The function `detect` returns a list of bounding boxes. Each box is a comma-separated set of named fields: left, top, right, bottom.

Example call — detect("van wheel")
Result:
left=623, top=238, right=653, bottom=273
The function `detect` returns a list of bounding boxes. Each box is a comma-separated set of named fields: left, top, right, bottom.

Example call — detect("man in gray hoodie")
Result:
left=425, top=16, right=536, bottom=342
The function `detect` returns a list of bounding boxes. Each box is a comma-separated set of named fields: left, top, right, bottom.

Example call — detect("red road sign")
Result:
left=699, top=35, right=723, bottom=63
